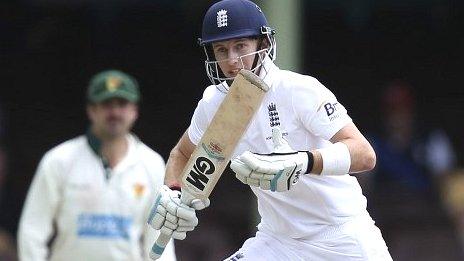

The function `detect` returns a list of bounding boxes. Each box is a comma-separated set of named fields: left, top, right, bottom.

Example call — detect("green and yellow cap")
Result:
left=87, top=70, right=140, bottom=103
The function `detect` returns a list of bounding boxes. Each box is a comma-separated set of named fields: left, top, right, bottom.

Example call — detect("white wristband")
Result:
left=316, top=142, right=351, bottom=175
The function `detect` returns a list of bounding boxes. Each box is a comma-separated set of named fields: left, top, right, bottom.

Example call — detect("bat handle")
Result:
left=149, top=191, right=196, bottom=260
left=150, top=232, right=171, bottom=260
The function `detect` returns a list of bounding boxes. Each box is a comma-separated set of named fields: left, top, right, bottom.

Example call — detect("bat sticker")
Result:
left=185, top=156, right=216, bottom=191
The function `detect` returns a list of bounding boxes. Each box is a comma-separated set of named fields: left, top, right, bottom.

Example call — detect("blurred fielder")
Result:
left=18, top=70, right=176, bottom=261
left=148, top=0, right=392, bottom=260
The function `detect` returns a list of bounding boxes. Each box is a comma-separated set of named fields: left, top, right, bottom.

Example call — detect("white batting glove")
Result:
left=230, top=128, right=311, bottom=192
left=147, top=185, right=210, bottom=240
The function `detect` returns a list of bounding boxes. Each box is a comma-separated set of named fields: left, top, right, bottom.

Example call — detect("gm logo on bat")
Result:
left=185, top=156, right=216, bottom=191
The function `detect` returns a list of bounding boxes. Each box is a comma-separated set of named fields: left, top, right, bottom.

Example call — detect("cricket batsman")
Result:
left=148, top=0, right=392, bottom=260
left=18, top=70, right=176, bottom=261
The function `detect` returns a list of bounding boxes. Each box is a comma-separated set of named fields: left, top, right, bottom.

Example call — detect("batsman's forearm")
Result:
left=164, top=147, right=189, bottom=187
left=164, top=131, right=196, bottom=187
left=340, top=138, right=376, bottom=173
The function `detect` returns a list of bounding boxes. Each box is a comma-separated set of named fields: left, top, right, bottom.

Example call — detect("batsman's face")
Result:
left=87, top=98, right=138, bottom=138
left=212, top=38, right=259, bottom=78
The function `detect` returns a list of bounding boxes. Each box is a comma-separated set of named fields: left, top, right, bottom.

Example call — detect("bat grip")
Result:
left=149, top=191, right=196, bottom=260
left=150, top=232, right=171, bottom=260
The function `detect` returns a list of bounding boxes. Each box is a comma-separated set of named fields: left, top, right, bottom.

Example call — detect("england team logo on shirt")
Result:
left=266, top=103, right=288, bottom=140
left=268, top=103, right=280, bottom=127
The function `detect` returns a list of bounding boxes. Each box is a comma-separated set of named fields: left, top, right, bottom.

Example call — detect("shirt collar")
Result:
left=86, top=130, right=139, bottom=171
left=258, top=56, right=279, bottom=89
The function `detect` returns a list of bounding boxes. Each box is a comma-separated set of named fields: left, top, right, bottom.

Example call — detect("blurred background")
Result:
left=1, top=0, right=464, bottom=260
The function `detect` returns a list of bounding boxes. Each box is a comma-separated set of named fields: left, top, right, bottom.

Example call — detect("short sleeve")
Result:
left=187, top=99, right=208, bottom=146
left=187, top=85, right=224, bottom=145
left=292, top=78, right=352, bottom=140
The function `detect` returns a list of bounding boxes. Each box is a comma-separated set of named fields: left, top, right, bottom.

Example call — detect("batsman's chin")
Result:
left=225, top=69, right=242, bottom=78
left=224, top=73, right=238, bottom=79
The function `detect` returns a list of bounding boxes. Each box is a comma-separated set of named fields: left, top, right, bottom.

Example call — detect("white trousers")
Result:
left=225, top=215, right=392, bottom=261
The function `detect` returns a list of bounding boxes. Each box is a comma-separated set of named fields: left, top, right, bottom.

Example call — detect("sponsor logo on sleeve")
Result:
left=323, top=102, right=342, bottom=121
left=77, top=214, right=132, bottom=240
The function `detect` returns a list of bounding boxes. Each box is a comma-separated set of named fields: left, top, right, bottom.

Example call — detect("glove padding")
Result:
left=147, top=185, right=210, bottom=240
left=230, top=128, right=309, bottom=192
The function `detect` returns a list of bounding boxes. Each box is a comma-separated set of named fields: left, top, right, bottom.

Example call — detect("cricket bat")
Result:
left=150, top=69, right=269, bottom=260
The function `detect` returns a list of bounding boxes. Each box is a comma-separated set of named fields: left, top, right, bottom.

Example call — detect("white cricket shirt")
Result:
left=188, top=58, right=368, bottom=239
left=18, top=135, right=176, bottom=261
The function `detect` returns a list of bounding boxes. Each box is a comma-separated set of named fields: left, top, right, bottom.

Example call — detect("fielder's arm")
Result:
left=164, top=131, right=195, bottom=188
left=18, top=154, right=61, bottom=261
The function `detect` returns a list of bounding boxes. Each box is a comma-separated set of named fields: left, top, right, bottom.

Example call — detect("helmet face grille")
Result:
left=203, top=31, right=277, bottom=88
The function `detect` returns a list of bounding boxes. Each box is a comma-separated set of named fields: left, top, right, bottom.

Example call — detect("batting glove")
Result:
left=230, top=128, right=312, bottom=192
left=147, top=185, right=210, bottom=240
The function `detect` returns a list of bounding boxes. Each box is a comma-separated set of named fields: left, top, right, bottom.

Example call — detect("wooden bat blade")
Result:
left=181, top=69, right=269, bottom=200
